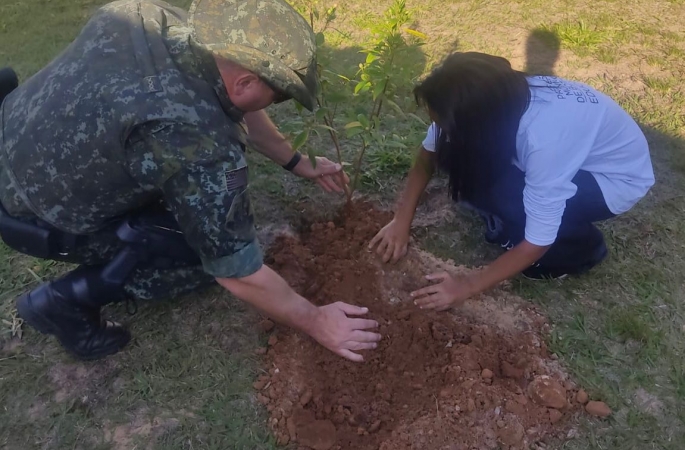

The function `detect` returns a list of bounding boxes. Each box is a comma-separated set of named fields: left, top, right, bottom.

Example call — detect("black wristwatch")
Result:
left=283, top=151, right=302, bottom=171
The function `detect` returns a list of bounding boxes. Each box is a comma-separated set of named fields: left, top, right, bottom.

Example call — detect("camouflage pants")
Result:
left=64, top=223, right=216, bottom=302
left=3, top=199, right=214, bottom=303
left=1, top=152, right=214, bottom=301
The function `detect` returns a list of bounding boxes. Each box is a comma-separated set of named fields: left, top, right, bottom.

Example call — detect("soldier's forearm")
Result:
left=216, top=265, right=320, bottom=335
left=243, top=110, right=294, bottom=166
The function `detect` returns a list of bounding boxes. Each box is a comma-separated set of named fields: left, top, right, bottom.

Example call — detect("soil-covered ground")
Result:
left=254, top=203, right=603, bottom=450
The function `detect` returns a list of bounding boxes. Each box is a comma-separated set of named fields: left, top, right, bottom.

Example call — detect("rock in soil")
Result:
left=258, top=202, right=582, bottom=449
left=585, top=401, right=612, bottom=417
left=528, top=376, right=568, bottom=409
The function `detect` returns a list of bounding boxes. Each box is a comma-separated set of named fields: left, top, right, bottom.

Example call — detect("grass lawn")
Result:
left=1, top=0, right=684, bottom=449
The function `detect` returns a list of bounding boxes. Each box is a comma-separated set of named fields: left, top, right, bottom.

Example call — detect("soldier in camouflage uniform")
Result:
left=0, top=0, right=381, bottom=362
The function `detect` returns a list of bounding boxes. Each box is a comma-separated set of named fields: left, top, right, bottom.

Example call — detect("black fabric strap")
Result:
left=283, top=152, right=302, bottom=171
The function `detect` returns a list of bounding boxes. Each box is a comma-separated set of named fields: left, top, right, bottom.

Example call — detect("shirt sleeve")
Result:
left=521, top=133, right=585, bottom=246
left=125, top=121, right=263, bottom=279
left=422, top=122, right=439, bottom=152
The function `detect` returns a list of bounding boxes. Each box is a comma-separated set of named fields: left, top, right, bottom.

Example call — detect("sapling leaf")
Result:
left=326, top=91, right=347, bottom=103
left=316, top=124, right=337, bottom=132
left=408, top=113, right=428, bottom=126
left=405, top=28, right=428, bottom=39
left=357, top=114, right=370, bottom=128
left=385, top=140, right=407, bottom=149
left=373, top=79, right=387, bottom=100
left=308, top=148, right=318, bottom=168
left=344, top=121, right=363, bottom=129
left=385, top=99, right=406, bottom=117
left=315, top=107, right=329, bottom=121
left=346, top=127, right=366, bottom=138
left=365, top=53, right=380, bottom=64
left=292, top=130, right=309, bottom=151
left=315, top=32, right=325, bottom=47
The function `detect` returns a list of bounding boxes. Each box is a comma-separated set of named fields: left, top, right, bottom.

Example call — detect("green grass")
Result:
left=2, top=0, right=685, bottom=449
left=542, top=19, right=608, bottom=56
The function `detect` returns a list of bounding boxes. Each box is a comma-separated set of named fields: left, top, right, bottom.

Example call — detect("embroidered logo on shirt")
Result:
left=225, top=166, right=248, bottom=191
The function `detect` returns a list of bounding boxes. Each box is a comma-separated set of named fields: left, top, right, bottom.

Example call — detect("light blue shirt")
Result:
left=421, top=76, right=655, bottom=246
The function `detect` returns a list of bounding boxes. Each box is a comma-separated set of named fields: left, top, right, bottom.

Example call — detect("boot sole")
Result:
left=16, top=293, right=131, bottom=361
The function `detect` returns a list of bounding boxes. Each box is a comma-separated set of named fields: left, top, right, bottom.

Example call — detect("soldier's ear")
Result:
left=233, top=73, right=261, bottom=96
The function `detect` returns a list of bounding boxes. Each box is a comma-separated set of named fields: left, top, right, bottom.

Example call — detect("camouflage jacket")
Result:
left=0, top=0, right=262, bottom=278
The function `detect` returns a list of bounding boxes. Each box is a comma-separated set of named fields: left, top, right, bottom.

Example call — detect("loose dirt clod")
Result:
left=300, top=390, right=313, bottom=407
left=260, top=203, right=580, bottom=449
left=548, top=409, right=564, bottom=424
left=258, top=319, right=275, bottom=332
left=585, top=401, right=612, bottom=418
left=297, top=419, right=337, bottom=450
left=576, top=389, right=589, bottom=405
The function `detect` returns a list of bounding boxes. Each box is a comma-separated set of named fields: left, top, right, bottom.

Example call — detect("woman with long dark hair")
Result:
left=369, top=52, right=654, bottom=311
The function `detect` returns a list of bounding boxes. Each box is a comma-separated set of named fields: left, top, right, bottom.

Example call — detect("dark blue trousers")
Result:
left=466, top=166, right=615, bottom=273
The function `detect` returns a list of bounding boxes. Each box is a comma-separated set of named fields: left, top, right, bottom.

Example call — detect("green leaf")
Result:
left=316, top=124, right=337, bottom=132
left=384, top=140, right=407, bottom=149
left=308, top=148, right=318, bottom=169
left=315, top=32, right=325, bottom=47
left=354, top=81, right=369, bottom=94
left=357, top=114, right=370, bottom=128
left=372, top=79, right=387, bottom=100
left=326, top=91, right=347, bottom=103
left=365, top=53, right=380, bottom=64
left=404, top=28, right=427, bottom=40
left=408, top=113, right=428, bottom=126
left=292, top=130, right=309, bottom=151
left=346, top=127, right=366, bottom=138
left=315, top=107, right=329, bottom=121
left=344, top=121, right=363, bottom=129
left=385, top=99, right=406, bottom=117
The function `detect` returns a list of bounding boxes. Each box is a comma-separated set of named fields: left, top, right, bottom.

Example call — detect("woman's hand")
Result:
left=369, top=218, right=411, bottom=263
left=410, top=272, right=478, bottom=311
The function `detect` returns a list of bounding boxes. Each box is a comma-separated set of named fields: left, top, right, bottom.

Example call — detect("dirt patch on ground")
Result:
left=48, top=359, right=120, bottom=404
left=103, top=408, right=191, bottom=450
left=254, top=203, right=591, bottom=449
left=411, top=179, right=457, bottom=228
left=633, top=388, right=665, bottom=418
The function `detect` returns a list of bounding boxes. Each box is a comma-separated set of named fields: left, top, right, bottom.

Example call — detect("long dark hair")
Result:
left=414, top=52, right=531, bottom=202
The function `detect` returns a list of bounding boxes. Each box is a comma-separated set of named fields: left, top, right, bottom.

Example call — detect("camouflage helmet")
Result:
left=188, top=0, right=318, bottom=111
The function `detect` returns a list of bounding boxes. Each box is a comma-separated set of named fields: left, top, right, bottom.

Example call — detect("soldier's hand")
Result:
left=308, top=302, right=381, bottom=362
left=292, top=155, right=350, bottom=193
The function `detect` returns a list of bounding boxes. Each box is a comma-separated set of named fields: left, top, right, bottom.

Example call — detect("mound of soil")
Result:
left=256, top=203, right=585, bottom=450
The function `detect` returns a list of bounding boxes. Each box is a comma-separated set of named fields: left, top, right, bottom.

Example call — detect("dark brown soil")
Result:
left=256, top=203, right=585, bottom=449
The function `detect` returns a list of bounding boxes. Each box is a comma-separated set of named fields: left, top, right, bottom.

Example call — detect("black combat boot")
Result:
left=16, top=268, right=131, bottom=360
